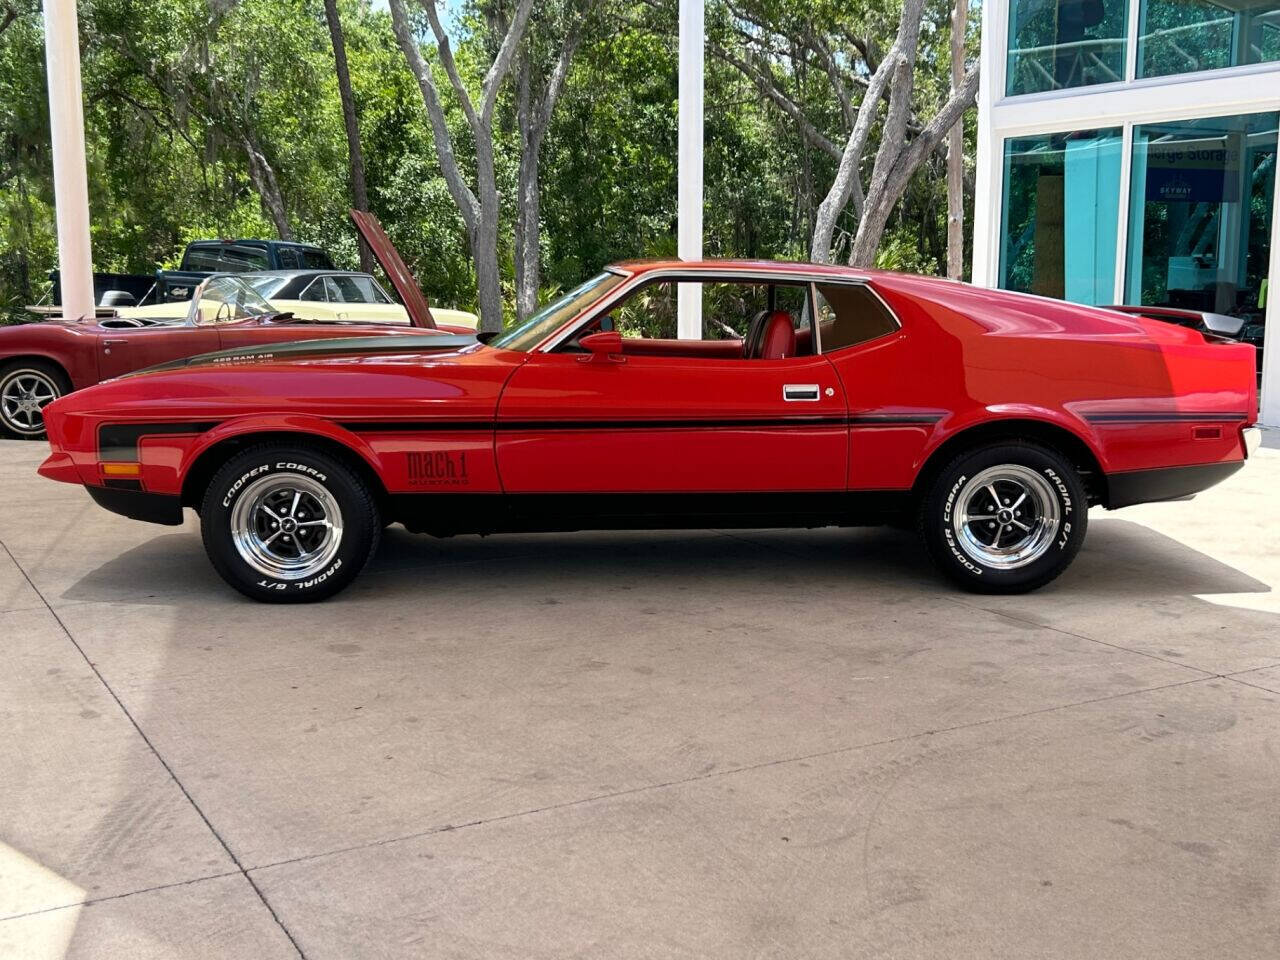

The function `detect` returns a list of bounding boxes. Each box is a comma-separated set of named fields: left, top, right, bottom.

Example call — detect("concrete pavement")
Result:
left=2, top=437, right=1278, bottom=958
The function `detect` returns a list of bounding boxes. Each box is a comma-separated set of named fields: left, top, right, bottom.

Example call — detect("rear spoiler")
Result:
left=1104, top=304, right=1246, bottom=338
left=349, top=209, right=437, bottom=330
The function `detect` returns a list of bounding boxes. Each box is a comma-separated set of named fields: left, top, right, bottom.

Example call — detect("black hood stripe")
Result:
left=125, top=333, right=478, bottom=377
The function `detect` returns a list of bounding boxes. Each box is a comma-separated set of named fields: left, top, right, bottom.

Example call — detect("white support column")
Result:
left=1259, top=126, right=1280, bottom=427
left=43, top=0, right=94, bottom=320
left=676, top=0, right=703, bottom=339
left=970, top=0, right=1006, bottom=287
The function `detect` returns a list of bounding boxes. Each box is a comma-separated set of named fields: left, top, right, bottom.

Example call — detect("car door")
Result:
left=495, top=275, right=848, bottom=494
left=96, top=324, right=221, bottom=380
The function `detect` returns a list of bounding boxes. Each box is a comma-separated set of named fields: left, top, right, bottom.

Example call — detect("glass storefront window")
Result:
left=1125, top=112, right=1277, bottom=320
left=1007, top=0, right=1130, bottom=95
left=1000, top=129, right=1124, bottom=302
left=1138, top=0, right=1280, bottom=78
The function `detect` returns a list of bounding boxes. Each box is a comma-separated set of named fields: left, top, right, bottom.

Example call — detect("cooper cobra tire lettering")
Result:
left=201, top=443, right=379, bottom=603
left=941, top=473, right=984, bottom=573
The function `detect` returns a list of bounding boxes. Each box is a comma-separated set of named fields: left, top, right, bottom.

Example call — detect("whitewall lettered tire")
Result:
left=200, top=443, right=380, bottom=602
left=919, top=442, right=1087, bottom=593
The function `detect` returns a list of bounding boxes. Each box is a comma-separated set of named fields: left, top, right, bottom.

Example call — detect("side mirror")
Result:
left=578, top=330, right=625, bottom=362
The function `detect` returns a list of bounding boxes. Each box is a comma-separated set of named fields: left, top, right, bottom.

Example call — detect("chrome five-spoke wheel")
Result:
left=952, top=464, right=1061, bottom=570
left=229, top=474, right=344, bottom=581
left=0, top=367, right=62, bottom=437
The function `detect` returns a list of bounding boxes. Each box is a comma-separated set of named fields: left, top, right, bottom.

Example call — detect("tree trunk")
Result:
left=513, top=58, right=540, bottom=324
left=387, top=0, right=535, bottom=333
left=946, top=0, right=968, bottom=280
left=809, top=4, right=911, bottom=264
left=323, top=0, right=374, bottom=273
left=473, top=138, right=505, bottom=333
left=849, top=67, right=979, bottom=267
left=511, top=8, right=590, bottom=323
left=242, top=136, right=293, bottom=240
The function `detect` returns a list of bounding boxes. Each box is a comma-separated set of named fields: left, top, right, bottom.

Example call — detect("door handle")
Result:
left=102, top=338, right=128, bottom=346
left=783, top=384, right=820, bottom=401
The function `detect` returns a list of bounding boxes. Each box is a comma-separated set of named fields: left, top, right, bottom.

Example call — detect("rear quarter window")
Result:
left=815, top=282, right=899, bottom=352
left=299, top=248, right=334, bottom=270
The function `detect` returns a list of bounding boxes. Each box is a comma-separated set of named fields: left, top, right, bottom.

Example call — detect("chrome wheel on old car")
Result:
left=920, top=441, right=1087, bottom=594
left=201, top=443, right=380, bottom=602
left=951, top=465, right=1060, bottom=569
left=229, top=474, right=344, bottom=581
left=0, top=364, right=65, bottom=439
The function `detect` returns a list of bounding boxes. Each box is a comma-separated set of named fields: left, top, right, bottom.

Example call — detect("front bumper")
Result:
left=37, top=451, right=82, bottom=484
left=86, top=485, right=185, bottom=526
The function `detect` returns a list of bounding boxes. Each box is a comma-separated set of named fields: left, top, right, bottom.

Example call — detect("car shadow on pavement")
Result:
left=59, top=516, right=1271, bottom=607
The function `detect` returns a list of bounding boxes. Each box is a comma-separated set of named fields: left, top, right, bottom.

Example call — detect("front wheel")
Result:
left=919, top=442, right=1087, bottom=594
left=200, top=444, right=380, bottom=602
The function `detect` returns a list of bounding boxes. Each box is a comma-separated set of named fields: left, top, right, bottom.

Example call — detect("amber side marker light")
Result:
left=100, top=462, right=141, bottom=477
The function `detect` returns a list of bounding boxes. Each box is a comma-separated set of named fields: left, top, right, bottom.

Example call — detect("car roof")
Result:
left=608, top=259, right=879, bottom=281
left=240, top=270, right=376, bottom=280
left=187, top=239, right=328, bottom=251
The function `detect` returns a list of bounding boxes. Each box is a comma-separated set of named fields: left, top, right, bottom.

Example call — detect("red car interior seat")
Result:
left=745, top=309, right=796, bottom=359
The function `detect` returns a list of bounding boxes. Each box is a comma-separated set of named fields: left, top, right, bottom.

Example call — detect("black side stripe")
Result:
left=99, top=422, right=222, bottom=461
left=97, top=412, right=947, bottom=459
left=1084, top=412, right=1246, bottom=424
left=340, top=414, right=946, bottom=433
left=848, top=414, right=945, bottom=425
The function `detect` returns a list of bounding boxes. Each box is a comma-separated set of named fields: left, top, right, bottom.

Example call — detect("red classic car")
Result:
left=2, top=211, right=468, bottom=438
left=38, top=260, right=1260, bottom=602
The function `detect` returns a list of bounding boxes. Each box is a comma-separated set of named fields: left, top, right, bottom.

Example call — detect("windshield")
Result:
left=187, top=275, right=280, bottom=326
left=490, top=271, right=627, bottom=351
left=244, top=275, right=289, bottom=298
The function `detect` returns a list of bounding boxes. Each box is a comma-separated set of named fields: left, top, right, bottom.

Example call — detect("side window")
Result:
left=299, top=278, right=328, bottom=302
left=276, top=247, right=301, bottom=270
left=367, top=279, right=394, bottom=304
left=327, top=275, right=366, bottom=303
left=814, top=283, right=898, bottom=352
left=182, top=247, right=219, bottom=272
left=602, top=279, right=814, bottom=358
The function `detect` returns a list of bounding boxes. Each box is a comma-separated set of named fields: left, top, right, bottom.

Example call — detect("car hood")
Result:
left=123, top=332, right=480, bottom=378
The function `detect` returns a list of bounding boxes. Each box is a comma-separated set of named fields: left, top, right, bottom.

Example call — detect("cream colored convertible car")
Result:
left=118, top=269, right=478, bottom=330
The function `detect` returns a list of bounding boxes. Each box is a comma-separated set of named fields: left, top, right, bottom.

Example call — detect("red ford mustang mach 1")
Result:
left=38, top=260, right=1261, bottom=603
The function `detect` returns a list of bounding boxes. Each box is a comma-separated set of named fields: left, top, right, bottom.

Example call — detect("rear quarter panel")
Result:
left=845, top=277, right=1255, bottom=490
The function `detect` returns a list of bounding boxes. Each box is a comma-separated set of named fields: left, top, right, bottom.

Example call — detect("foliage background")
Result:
left=0, top=0, right=978, bottom=325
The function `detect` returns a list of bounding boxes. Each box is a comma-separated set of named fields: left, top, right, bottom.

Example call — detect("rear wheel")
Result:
left=0, top=360, right=69, bottom=439
left=919, top=442, right=1087, bottom=593
left=200, top=444, right=380, bottom=602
